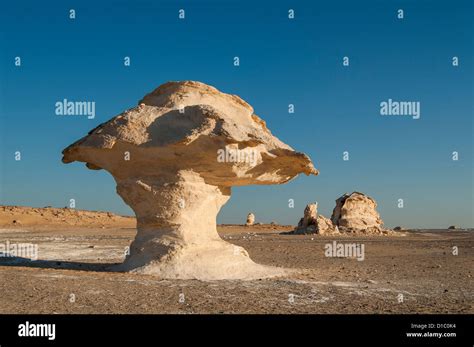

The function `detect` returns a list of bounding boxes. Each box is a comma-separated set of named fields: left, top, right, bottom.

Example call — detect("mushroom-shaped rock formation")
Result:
left=245, top=213, right=255, bottom=226
left=331, top=192, right=384, bottom=232
left=62, top=81, right=318, bottom=280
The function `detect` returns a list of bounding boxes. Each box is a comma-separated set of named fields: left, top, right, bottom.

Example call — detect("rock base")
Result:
left=115, top=240, right=288, bottom=280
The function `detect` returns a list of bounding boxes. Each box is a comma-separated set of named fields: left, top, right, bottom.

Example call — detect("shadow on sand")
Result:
left=0, top=254, right=119, bottom=272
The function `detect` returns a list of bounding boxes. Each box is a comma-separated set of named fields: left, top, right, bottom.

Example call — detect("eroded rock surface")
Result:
left=62, top=81, right=317, bottom=280
left=331, top=192, right=384, bottom=233
left=301, top=203, right=317, bottom=228
left=316, top=214, right=336, bottom=234
left=294, top=203, right=337, bottom=235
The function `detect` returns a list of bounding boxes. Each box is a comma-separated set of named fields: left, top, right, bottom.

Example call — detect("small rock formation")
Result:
left=301, top=203, right=317, bottom=228
left=316, top=214, right=336, bottom=234
left=294, top=203, right=337, bottom=235
left=448, top=225, right=457, bottom=230
left=331, top=192, right=384, bottom=233
left=246, top=213, right=255, bottom=226
left=62, top=81, right=318, bottom=280
left=393, top=226, right=404, bottom=231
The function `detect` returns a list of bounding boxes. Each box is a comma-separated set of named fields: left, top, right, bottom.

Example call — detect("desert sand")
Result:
left=0, top=206, right=472, bottom=314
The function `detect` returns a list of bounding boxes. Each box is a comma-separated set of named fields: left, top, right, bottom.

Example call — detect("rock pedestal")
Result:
left=62, top=81, right=318, bottom=280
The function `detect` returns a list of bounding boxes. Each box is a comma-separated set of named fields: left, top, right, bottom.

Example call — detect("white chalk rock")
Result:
left=294, top=203, right=336, bottom=235
left=62, top=81, right=318, bottom=280
left=246, top=213, right=255, bottom=226
left=302, top=203, right=317, bottom=228
left=331, top=192, right=384, bottom=232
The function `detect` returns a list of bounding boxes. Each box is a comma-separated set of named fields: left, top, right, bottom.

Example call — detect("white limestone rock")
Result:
left=62, top=81, right=318, bottom=280
left=331, top=192, right=384, bottom=233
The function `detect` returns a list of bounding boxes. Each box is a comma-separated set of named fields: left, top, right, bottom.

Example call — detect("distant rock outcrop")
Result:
left=0, top=205, right=135, bottom=228
left=246, top=213, right=255, bottom=226
left=331, top=192, right=384, bottom=233
left=316, top=214, right=336, bottom=234
left=301, top=203, right=317, bottom=228
left=62, top=80, right=318, bottom=280
left=292, top=192, right=393, bottom=236
left=294, top=203, right=337, bottom=235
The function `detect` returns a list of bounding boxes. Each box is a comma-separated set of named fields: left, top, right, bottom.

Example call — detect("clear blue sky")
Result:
left=0, top=0, right=472, bottom=228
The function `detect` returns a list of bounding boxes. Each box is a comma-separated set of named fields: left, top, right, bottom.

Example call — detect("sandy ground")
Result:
left=0, top=207, right=472, bottom=314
